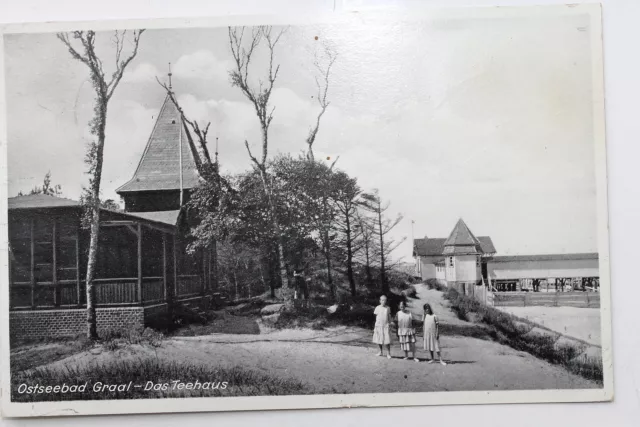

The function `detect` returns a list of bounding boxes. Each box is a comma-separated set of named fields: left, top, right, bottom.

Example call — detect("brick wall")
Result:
left=10, top=307, right=145, bottom=340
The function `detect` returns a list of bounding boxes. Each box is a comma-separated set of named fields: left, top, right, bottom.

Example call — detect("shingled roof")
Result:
left=413, top=236, right=496, bottom=257
left=413, top=219, right=496, bottom=257
left=116, top=95, right=200, bottom=194
left=444, top=219, right=482, bottom=246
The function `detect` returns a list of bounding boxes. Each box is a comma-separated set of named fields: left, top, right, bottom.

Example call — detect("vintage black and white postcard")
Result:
left=0, top=3, right=612, bottom=418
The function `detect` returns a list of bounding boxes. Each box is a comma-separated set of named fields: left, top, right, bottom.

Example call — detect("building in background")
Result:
left=413, top=218, right=599, bottom=295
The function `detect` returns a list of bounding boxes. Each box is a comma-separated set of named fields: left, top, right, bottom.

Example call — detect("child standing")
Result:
left=372, top=295, right=392, bottom=359
left=423, top=303, right=446, bottom=365
left=395, top=301, right=419, bottom=362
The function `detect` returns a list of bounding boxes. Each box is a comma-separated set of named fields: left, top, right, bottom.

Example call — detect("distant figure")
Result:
left=423, top=303, right=446, bottom=365
left=293, top=271, right=309, bottom=308
left=395, top=301, right=419, bottom=362
left=373, top=295, right=392, bottom=359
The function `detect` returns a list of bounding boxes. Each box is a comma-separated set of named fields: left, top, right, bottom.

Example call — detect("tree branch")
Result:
left=106, top=29, right=145, bottom=100
left=306, top=46, right=337, bottom=160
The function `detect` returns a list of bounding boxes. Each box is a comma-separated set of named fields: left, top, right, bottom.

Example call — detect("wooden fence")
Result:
left=10, top=281, right=79, bottom=309
left=492, top=292, right=600, bottom=308
left=11, top=274, right=203, bottom=309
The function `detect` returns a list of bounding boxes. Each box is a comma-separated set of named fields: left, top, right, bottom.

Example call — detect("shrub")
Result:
left=446, top=288, right=481, bottom=321
left=401, top=286, right=417, bottom=299
left=425, top=279, right=447, bottom=292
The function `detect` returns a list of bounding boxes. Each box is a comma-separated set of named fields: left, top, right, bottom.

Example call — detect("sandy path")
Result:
left=40, top=284, right=600, bottom=394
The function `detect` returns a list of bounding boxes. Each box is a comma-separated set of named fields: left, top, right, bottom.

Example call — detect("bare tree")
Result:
left=305, top=47, right=336, bottom=161
left=227, top=26, right=336, bottom=306
left=361, top=190, right=405, bottom=295
left=57, top=29, right=144, bottom=339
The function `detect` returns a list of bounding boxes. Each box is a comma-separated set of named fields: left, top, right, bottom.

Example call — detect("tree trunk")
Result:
left=364, top=244, right=373, bottom=287
left=268, top=250, right=278, bottom=298
left=211, top=240, right=218, bottom=292
left=233, top=261, right=238, bottom=301
left=258, top=168, right=290, bottom=304
left=345, top=212, right=356, bottom=298
left=85, top=107, right=107, bottom=340
left=259, top=262, right=268, bottom=295
left=85, top=209, right=99, bottom=340
left=276, top=239, right=289, bottom=296
left=323, top=229, right=335, bottom=301
left=376, top=203, right=388, bottom=295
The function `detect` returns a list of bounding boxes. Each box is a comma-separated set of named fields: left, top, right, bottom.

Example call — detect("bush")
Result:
left=443, top=288, right=603, bottom=383
left=11, top=359, right=312, bottom=402
left=445, top=288, right=481, bottom=321
left=401, top=286, right=417, bottom=299
left=426, top=279, right=447, bottom=292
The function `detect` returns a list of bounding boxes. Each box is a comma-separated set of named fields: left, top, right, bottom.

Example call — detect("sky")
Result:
left=3, top=13, right=599, bottom=259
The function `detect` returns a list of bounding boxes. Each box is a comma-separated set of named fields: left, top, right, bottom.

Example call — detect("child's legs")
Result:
left=385, top=344, right=391, bottom=355
left=378, top=344, right=383, bottom=351
left=430, top=350, right=435, bottom=360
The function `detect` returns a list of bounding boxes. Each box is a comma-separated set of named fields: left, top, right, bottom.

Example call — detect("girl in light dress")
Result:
left=395, top=301, right=420, bottom=362
left=423, top=303, right=446, bottom=365
left=372, top=295, right=392, bottom=358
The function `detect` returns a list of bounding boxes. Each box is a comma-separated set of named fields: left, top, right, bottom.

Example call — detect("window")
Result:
left=33, top=218, right=54, bottom=283
left=449, top=257, right=453, bottom=267
left=57, top=239, right=77, bottom=281
left=10, top=239, right=30, bottom=282
left=476, top=256, right=480, bottom=267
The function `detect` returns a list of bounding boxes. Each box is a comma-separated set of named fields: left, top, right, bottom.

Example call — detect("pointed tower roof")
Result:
left=116, top=95, right=200, bottom=194
left=443, top=218, right=483, bottom=255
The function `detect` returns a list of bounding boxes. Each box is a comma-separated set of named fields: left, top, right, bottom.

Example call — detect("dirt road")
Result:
left=40, top=284, right=600, bottom=394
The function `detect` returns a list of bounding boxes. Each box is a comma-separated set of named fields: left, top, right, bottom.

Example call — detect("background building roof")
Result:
left=8, top=194, right=80, bottom=209
left=444, top=218, right=482, bottom=247
left=491, top=253, right=599, bottom=263
left=8, top=194, right=178, bottom=233
left=116, top=95, right=200, bottom=194
left=413, top=236, right=496, bottom=257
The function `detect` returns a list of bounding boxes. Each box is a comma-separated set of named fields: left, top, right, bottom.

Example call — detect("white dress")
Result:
left=372, top=305, right=391, bottom=345
left=396, top=311, right=417, bottom=351
left=423, top=314, right=440, bottom=351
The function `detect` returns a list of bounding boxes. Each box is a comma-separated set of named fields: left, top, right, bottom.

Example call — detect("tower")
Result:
left=115, top=93, right=200, bottom=213
left=443, top=218, right=483, bottom=291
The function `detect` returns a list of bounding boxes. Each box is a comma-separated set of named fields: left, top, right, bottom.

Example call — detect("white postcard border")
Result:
left=0, top=3, right=613, bottom=418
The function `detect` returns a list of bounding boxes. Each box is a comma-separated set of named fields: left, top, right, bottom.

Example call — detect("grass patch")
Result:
left=11, top=358, right=312, bottom=402
left=172, top=312, right=261, bottom=336
left=444, top=288, right=603, bottom=383
left=10, top=337, right=93, bottom=373
left=100, top=328, right=165, bottom=351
